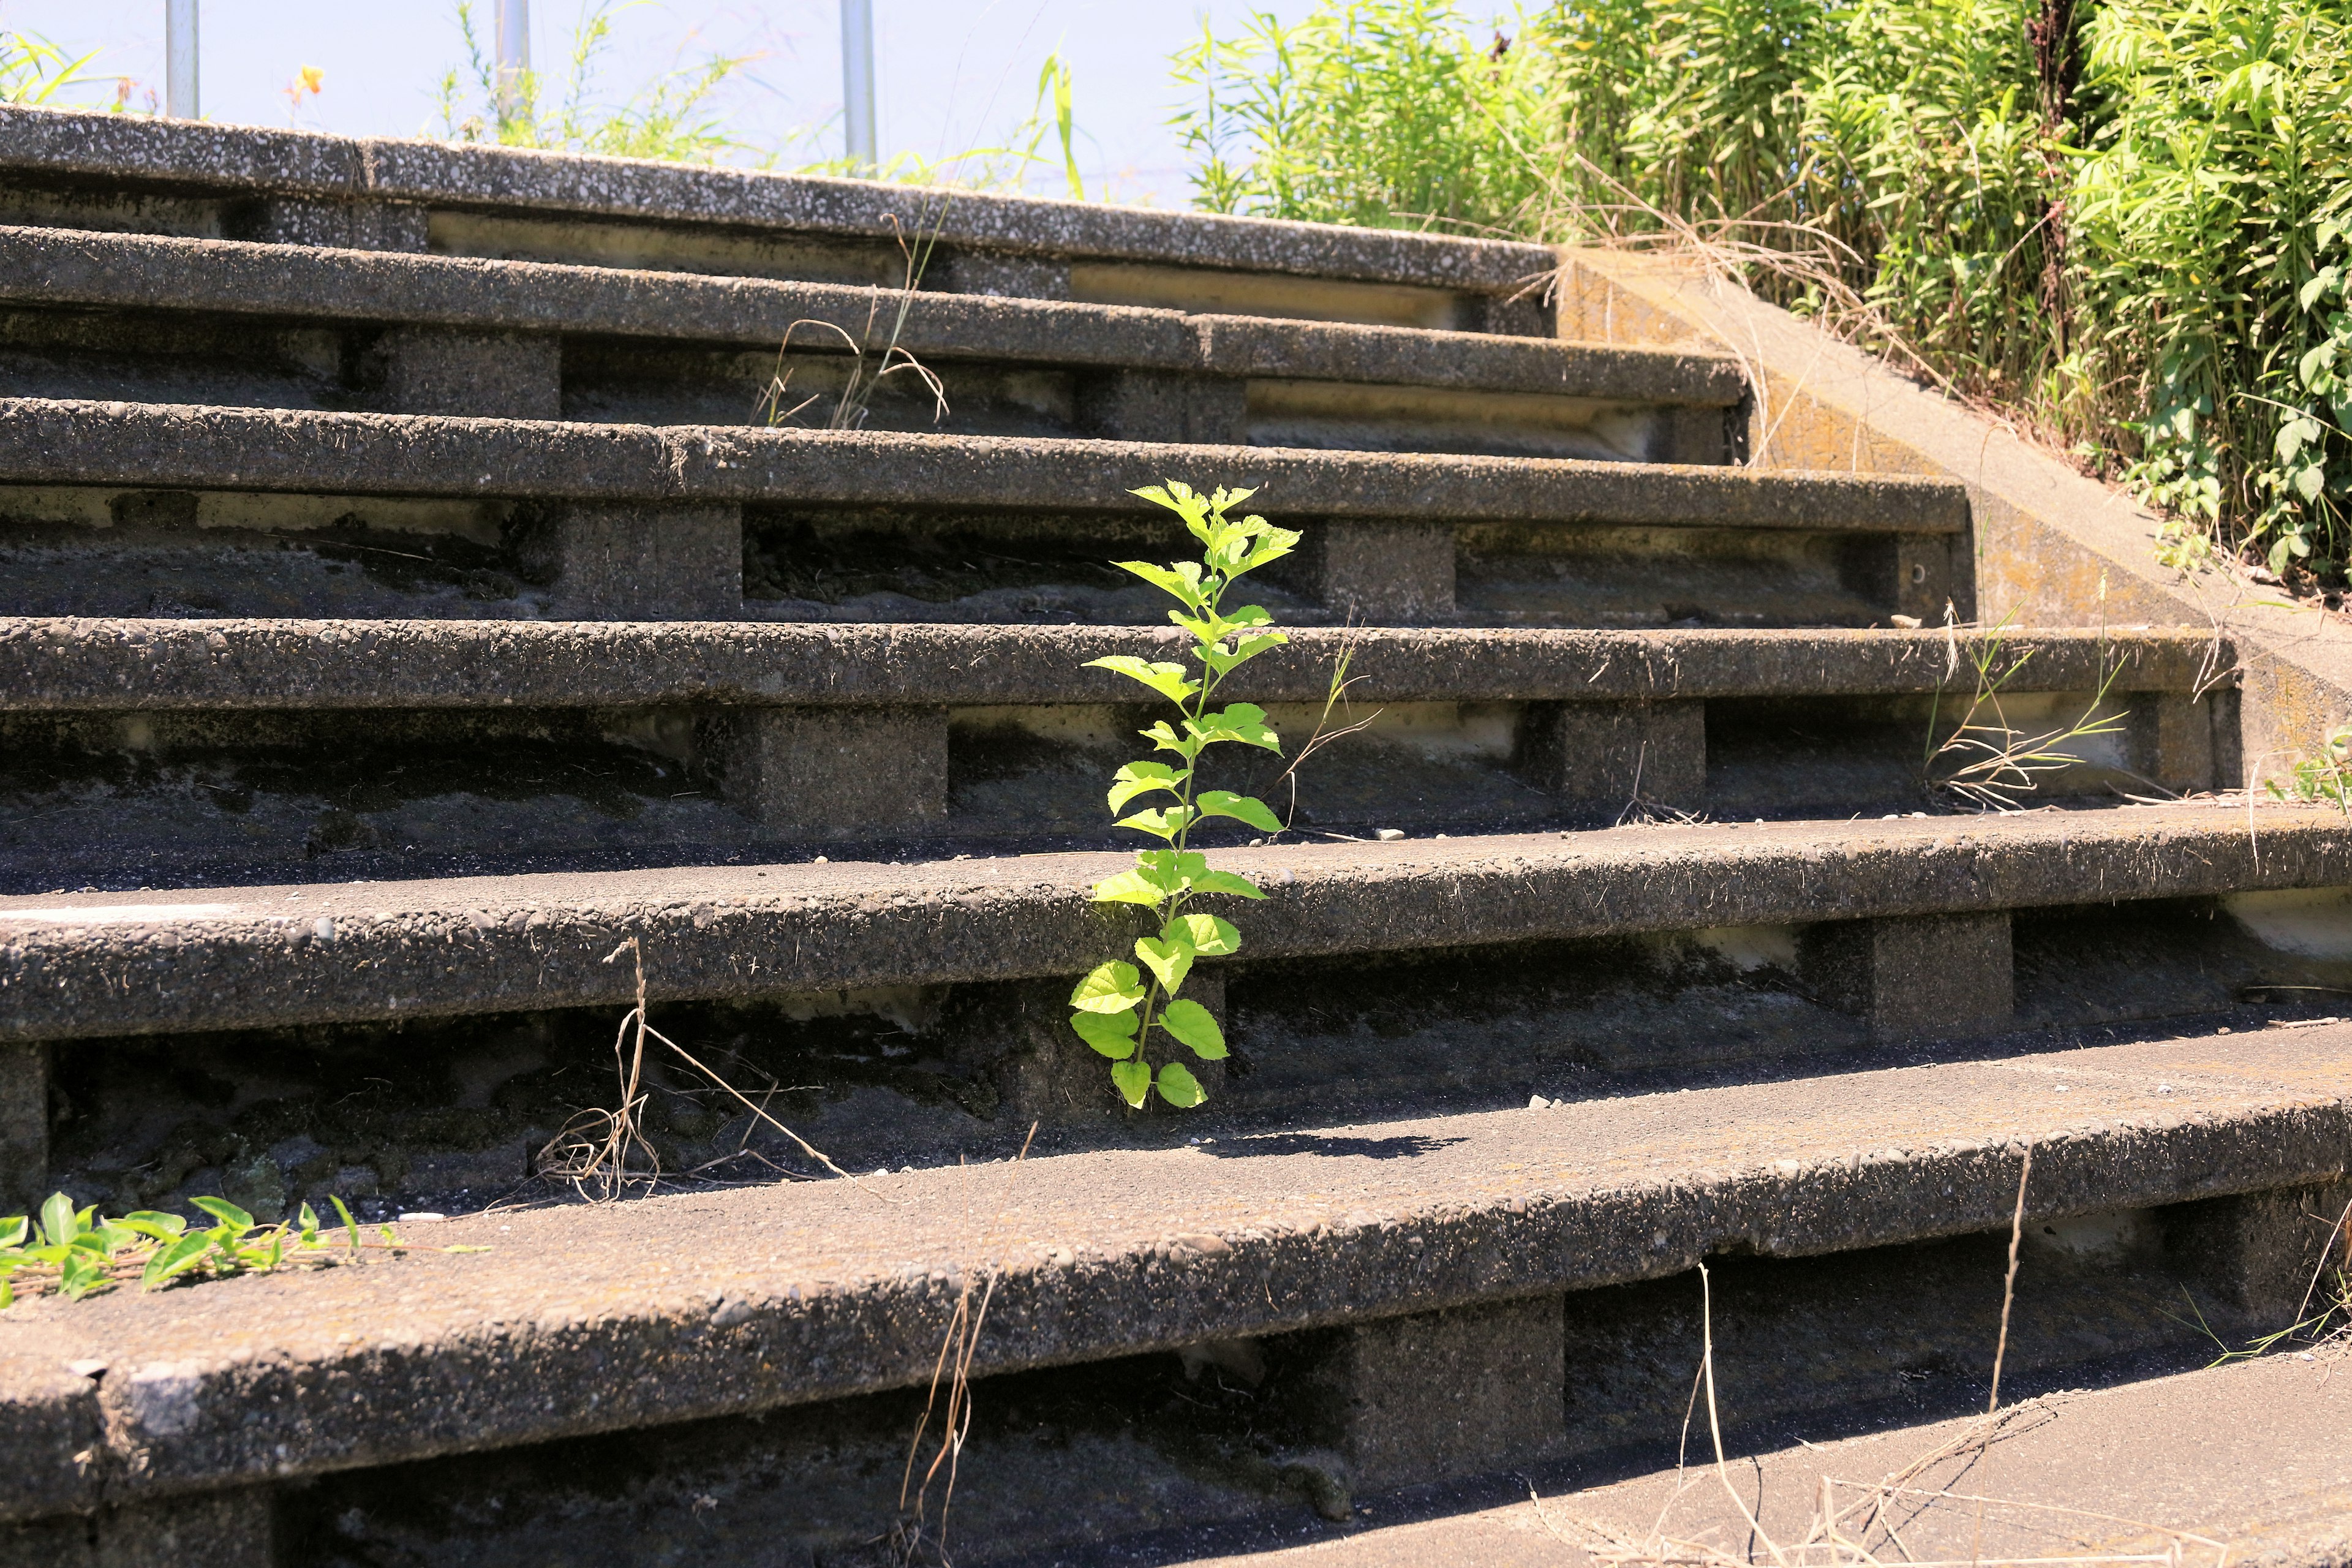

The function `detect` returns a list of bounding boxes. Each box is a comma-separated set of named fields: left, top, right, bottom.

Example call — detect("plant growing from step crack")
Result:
left=1069, top=481, right=1300, bottom=1109
left=0, top=1192, right=429, bottom=1306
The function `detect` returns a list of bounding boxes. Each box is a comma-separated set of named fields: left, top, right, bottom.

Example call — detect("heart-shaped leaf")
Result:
left=1110, top=1058, right=1153, bottom=1107
left=1167, top=912, right=1240, bottom=956
left=1197, top=790, right=1284, bottom=833
left=1134, top=935, right=1194, bottom=992
left=1160, top=999, right=1227, bottom=1059
left=1072, top=1009, right=1140, bottom=1059
left=1156, top=1061, right=1207, bottom=1107
left=1071, top=961, right=1147, bottom=1014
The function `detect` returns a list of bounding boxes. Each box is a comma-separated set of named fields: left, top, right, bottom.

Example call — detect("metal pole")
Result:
left=842, top=0, right=876, bottom=173
left=495, top=0, right=531, bottom=127
left=165, top=0, right=198, bottom=119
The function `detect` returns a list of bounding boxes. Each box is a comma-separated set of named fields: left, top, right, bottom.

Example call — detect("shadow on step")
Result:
left=37, top=894, right=2352, bottom=1221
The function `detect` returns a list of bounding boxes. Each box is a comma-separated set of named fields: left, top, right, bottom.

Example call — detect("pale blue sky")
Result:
left=1, top=1, right=1318, bottom=206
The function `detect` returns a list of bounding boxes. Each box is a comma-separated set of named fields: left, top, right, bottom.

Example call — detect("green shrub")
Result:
left=1174, top=0, right=2352, bottom=579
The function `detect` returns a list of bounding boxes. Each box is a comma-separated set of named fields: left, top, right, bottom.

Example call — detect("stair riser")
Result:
left=0, top=685, right=2225, bottom=889
left=21, top=894, right=2348, bottom=1216
left=0, top=308, right=1735, bottom=464
left=0, top=497, right=1963, bottom=630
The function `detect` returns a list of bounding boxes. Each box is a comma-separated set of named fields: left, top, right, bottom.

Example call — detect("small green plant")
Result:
left=1068, top=482, right=1300, bottom=1110
left=0, top=1192, right=409, bottom=1306
left=2266, top=724, right=2352, bottom=815
left=1924, top=612, right=2132, bottom=810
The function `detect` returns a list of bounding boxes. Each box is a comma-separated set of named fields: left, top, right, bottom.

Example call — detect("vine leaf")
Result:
left=1196, top=790, right=1283, bottom=832
left=1107, top=761, right=1185, bottom=811
left=1161, top=1000, right=1227, bottom=1060
left=1071, top=960, right=1147, bottom=1012
left=1168, top=912, right=1240, bottom=956
left=1156, top=1061, right=1207, bottom=1107
left=1110, top=1058, right=1153, bottom=1107
left=1087, top=655, right=1201, bottom=704
left=1134, top=933, right=1195, bottom=992
left=1072, top=1008, right=1140, bottom=1059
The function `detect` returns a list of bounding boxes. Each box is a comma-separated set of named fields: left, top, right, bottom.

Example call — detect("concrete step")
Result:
left=0, top=399, right=1966, bottom=626
left=0, top=619, right=2234, bottom=884
left=7, top=804, right=2351, bottom=1212
left=2, top=1022, right=2345, bottom=1561
left=1107, top=1352, right=2352, bottom=1568
left=0, top=225, right=1740, bottom=459
left=0, top=105, right=1559, bottom=333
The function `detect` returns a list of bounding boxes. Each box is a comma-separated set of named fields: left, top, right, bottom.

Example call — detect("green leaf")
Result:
left=1168, top=912, right=1241, bottom=956
left=1189, top=704, right=1283, bottom=753
left=58, top=1251, right=108, bottom=1301
left=1196, top=790, right=1283, bottom=833
left=1091, top=865, right=1175, bottom=906
left=1114, top=805, right=1193, bottom=841
left=298, top=1204, right=320, bottom=1246
left=1071, top=1008, right=1140, bottom=1059
left=118, top=1211, right=187, bottom=1242
left=1107, top=761, right=1184, bottom=812
left=1156, top=1061, right=1207, bottom=1107
left=330, top=1196, right=362, bottom=1256
left=1071, top=960, right=1147, bottom=1013
left=1135, top=935, right=1195, bottom=992
left=1143, top=719, right=1203, bottom=761
left=0, top=1216, right=24, bottom=1250
left=1197, top=631, right=1289, bottom=676
left=1188, top=869, right=1268, bottom=900
left=191, top=1197, right=254, bottom=1234
left=1085, top=655, right=1200, bottom=704
left=1114, top=559, right=1208, bottom=608
left=141, top=1231, right=215, bottom=1291
left=1160, top=1000, right=1228, bottom=1059
left=39, top=1193, right=75, bottom=1250
left=1110, top=1058, right=1153, bottom=1107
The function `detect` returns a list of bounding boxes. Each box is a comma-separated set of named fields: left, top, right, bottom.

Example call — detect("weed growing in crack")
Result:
left=0, top=1191, right=415, bottom=1306
left=1924, top=609, right=2133, bottom=810
left=1069, top=481, right=1300, bottom=1110
left=2266, top=725, right=2352, bottom=815
left=755, top=214, right=949, bottom=434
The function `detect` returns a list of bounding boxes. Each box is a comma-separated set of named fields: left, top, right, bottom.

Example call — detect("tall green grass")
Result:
left=1175, top=0, right=2352, bottom=581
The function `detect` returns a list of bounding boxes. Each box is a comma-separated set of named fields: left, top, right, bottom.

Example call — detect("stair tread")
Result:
left=0, top=397, right=1966, bottom=528
left=2, top=1018, right=2344, bottom=1519
left=2, top=802, right=2338, bottom=1042
left=1128, top=1350, right=2352, bottom=1567
left=0, top=105, right=1556, bottom=295
left=0, top=619, right=2213, bottom=710
left=0, top=225, right=1738, bottom=404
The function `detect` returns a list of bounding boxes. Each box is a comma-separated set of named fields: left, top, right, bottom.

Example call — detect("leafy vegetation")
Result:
left=1174, top=0, right=2352, bottom=581
left=0, top=1192, right=414, bottom=1306
left=1069, top=483, right=1300, bottom=1110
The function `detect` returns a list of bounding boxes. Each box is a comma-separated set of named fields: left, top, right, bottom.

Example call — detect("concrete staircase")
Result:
left=0, top=106, right=2345, bottom=1566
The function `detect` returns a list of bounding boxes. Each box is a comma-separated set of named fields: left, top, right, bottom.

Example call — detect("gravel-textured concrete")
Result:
left=0, top=399, right=1963, bottom=528
left=0, top=1022, right=2343, bottom=1521
left=0, top=802, right=2341, bottom=1044
left=0, top=106, right=1556, bottom=293
left=0, top=227, right=1738, bottom=404
left=1156, top=1351, right=2352, bottom=1567
left=0, top=621, right=2215, bottom=712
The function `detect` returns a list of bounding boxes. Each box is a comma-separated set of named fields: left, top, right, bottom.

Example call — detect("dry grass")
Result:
left=533, top=937, right=896, bottom=1205
left=1523, top=1142, right=2237, bottom=1568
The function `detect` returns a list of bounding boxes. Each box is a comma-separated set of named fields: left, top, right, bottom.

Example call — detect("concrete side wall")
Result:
left=1555, top=248, right=2352, bottom=786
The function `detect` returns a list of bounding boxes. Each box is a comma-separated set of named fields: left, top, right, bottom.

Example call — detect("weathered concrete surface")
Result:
left=1516, top=699, right=1707, bottom=813
left=0, top=803, right=2345, bottom=1044
left=1296, top=1296, right=1569, bottom=1493
left=0, top=1041, right=44, bottom=1211
left=0, top=399, right=1966, bottom=529
left=0, top=1022, right=2343, bottom=1522
left=0, top=621, right=2223, bottom=712
left=1556, top=246, right=2352, bottom=787
left=2166, top=1181, right=2351, bottom=1322
left=1, top=1487, right=276, bottom=1567
left=1160, top=1352, right=2352, bottom=1567
left=706, top=704, right=949, bottom=835
left=508, top=502, right=742, bottom=620
left=1311, top=522, right=1458, bottom=622
left=0, top=227, right=1740, bottom=402
left=0, top=105, right=1555, bottom=295
left=374, top=325, right=561, bottom=421
left=1802, top=911, right=2015, bottom=1041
